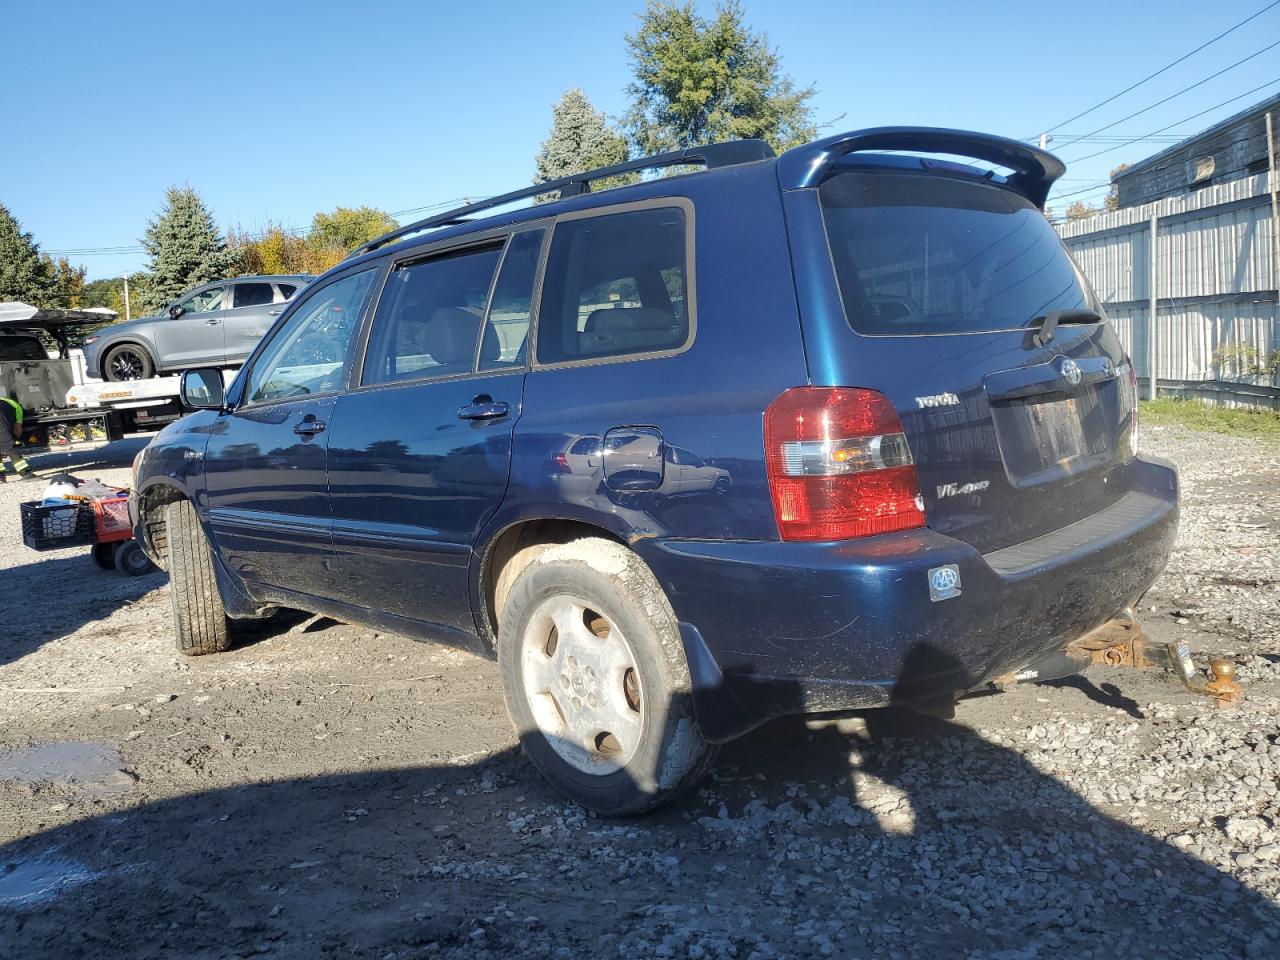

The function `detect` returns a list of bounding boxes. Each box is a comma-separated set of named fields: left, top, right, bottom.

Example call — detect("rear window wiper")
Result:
left=1030, top=308, right=1101, bottom=347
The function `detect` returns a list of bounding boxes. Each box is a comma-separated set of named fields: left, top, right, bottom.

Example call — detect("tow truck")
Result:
left=0, top=302, right=132, bottom=446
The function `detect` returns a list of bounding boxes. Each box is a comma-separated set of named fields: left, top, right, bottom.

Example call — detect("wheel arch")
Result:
left=472, top=515, right=630, bottom=654
left=134, top=479, right=188, bottom=570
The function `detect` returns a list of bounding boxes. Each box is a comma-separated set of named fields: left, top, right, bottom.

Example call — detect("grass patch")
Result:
left=1141, top=397, right=1280, bottom=441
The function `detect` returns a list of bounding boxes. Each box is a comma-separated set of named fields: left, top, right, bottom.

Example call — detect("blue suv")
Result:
left=131, top=128, right=1178, bottom=813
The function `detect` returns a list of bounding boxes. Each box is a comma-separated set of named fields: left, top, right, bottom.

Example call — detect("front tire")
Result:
left=497, top=538, right=714, bottom=815
left=103, top=344, right=154, bottom=381
left=165, top=499, right=230, bottom=655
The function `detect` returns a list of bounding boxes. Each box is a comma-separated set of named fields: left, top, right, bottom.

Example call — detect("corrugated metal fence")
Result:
left=1056, top=172, right=1279, bottom=408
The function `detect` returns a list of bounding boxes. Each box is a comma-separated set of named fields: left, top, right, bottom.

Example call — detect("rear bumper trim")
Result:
left=983, top=489, right=1171, bottom=577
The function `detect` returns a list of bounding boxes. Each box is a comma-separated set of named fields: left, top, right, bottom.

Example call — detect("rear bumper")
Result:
left=633, top=455, right=1178, bottom=741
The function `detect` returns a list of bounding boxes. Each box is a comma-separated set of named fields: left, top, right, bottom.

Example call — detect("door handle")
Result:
left=457, top=396, right=510, bottom=421
left=206, top=318, right=222, bottom=326
left=268, top=309, right=281, bottom=316
left=293, top=417, right=326, bottom=436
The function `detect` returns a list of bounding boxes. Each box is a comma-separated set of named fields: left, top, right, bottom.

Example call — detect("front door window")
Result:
left=244, top=268, right=378, bottom=404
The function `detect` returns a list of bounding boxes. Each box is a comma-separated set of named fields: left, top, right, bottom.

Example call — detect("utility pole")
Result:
left=122, top=275, right=131, bottom=322
left=1267, top=112, right=1279, bottom=325
left=1148, top=214, right=1159, bottom=401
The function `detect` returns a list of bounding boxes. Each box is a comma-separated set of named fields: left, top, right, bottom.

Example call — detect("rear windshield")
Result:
left=819, top=171, right=1098, bottom=335
left=0, top=336, right=47, bottom=361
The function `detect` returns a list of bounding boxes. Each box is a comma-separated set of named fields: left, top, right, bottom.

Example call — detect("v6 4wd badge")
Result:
left=936, top=480, right=990, bottom=499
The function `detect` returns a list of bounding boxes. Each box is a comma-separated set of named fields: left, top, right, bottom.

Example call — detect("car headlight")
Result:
left=83, top=336, right=100, bottom=346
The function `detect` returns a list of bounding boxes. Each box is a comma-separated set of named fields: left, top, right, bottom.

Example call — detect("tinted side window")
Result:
left=362, top=244, right=503, bottom=385
left=536, top=207, right=689, bottom=365
left=479, top=230, right=544, bottom=371
left=245, top=268, right=377, bottom=404
left=233, top=282, right=274, bottom=308
left=276, top=284, right=297, bottom=300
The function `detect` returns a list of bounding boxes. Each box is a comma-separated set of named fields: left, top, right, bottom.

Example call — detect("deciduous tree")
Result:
left=309, top=206, right=398, bottom=254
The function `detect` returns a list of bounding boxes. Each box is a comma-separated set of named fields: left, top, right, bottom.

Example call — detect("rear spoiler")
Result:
left=776, top=126, right=1065, bottom=209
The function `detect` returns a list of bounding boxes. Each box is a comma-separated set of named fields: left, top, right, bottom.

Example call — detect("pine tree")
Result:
left=139, top=187, right=238, bottom=313
left=623, top=1, right=817, bottom=155
left=0, top=202, right=54, bottom=305
left=534, top=88, right=629, bottom=186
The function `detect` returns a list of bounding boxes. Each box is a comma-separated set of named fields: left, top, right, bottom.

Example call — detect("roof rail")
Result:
left=352, top=139, right=776, bottom=257
left=776, top=127, right=1065, bottom=209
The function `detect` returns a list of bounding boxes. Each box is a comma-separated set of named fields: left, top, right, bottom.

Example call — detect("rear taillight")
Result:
left=764, top=387, right=926, bottom=541
left=549, top=453, right=572, bottom=474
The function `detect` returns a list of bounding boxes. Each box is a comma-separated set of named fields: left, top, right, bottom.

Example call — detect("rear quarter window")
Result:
left=819, top=171, right=1098, bottom=335
left=536, top=205, right=691, bottom=365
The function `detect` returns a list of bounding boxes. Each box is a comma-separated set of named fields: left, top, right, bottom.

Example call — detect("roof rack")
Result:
left=352, top=139, right=776, bottom=257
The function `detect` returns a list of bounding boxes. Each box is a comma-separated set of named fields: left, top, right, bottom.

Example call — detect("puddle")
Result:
left=0, top=741, right=133, bottom=795
left=0, top=853, right=103, bottom=908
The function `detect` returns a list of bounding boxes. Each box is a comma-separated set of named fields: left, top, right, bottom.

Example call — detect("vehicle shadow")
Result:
left=0, top=553, right=165, bottom=667
left=1, top=652, right=1276, bottom=958
left=25, top=436, right=149, bottom=476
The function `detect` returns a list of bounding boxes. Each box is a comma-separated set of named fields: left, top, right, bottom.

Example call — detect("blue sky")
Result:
left=3, top=0, right=1278, bottom=282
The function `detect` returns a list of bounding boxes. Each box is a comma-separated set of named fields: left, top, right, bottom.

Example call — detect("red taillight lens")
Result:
left=764, top=387, right=926, bottom=541
left=549, top=453, right=571, bottom=474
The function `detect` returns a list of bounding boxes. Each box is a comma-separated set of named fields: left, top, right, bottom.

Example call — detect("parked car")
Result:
left=82, top=275, right=312, bottom=381
left=131, top=127, right=1177, bottom=814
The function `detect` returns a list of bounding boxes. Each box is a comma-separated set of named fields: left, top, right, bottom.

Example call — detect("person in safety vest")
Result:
left=0, top=395, right=36, bottom=480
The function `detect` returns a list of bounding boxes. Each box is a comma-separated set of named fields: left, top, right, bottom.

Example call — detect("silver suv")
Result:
left=83, top=275, right=311, bottom=380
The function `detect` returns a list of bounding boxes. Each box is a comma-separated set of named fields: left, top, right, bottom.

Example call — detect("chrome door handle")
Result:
left=206, top=319, right=222, bottom=326
left=457, top=398, right=510, bottom=421
left=293, top=418, right=326, bottom=436
left=268, top=309, right=281, bottom=316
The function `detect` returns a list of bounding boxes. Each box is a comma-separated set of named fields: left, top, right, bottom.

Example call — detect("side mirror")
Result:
left=169, top=305, right=186, bottom=320
left=181, top=368, right=226, bottom=411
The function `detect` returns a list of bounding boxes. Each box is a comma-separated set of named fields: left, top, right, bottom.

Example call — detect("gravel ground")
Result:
left=0, top=424, right=1277, bottom=960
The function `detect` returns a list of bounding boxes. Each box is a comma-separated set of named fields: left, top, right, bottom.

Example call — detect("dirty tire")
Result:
left=165, top=498, right=230, bottom=655
left=497, top=537, right=715, bottom=815
left=91, top=542, right=116, bottom=570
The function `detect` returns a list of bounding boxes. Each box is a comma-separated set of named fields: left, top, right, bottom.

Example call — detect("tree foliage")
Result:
left=43, top=255, right=86, bottom=308
left=309, top=206, right=399, bottom=254
left=0, top=202, right=53, bottom=305
left=1065, top=200, right=1100, bottom=222
left=623, top=0, right=817, bottom=155
left=139, top=187, right=239, bottom=313
left=228, top=223, right=320, bottom=276
left=535, top=88, right=629, bottom=186
left=1105, top=162, right=1132, bottom=212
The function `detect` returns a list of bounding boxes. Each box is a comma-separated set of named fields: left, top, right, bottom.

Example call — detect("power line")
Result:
left=1036, top=0, right=1280, bottom=136
left=1053, top=37, right=1280, bottom=152
left=1063, top=75, right=1280, bottom=164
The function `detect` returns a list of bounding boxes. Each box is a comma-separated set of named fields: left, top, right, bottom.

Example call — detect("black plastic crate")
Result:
left=20, top=500, right=95, bottom=551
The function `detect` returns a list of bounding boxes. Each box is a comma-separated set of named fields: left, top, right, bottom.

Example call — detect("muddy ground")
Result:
left=1, top=426, right=1278, bottom=959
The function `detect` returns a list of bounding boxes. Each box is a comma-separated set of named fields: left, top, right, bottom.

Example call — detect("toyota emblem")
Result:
left=1061, top=358, right=1082, bottom=385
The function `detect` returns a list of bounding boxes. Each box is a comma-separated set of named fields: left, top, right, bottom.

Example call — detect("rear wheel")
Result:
left=103, top=344, right=154, bottom=381
left=165, top=499, right=230, bottom=655
left=497, top=538, right=714, bottom=815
